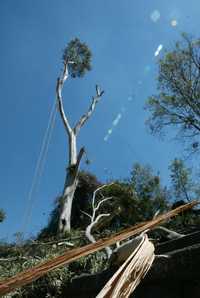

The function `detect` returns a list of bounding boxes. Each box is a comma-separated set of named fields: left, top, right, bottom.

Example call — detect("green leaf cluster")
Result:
left=63, top=38, right=92, bottom=78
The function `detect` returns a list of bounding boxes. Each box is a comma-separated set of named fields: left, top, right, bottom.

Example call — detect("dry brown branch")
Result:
left=0, top=200, right=198, bottom=296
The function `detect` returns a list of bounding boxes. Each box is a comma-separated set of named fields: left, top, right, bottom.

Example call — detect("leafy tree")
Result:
left=130, top=163, right=169, bottom=220
left=0, top=209, right=6, bottom=223
left=56, top=38, right=104, bottom=233
left=146, top=33, right=200, bottom=152
left=169, top=158, right=194, bottom=201
left=169, top=158, right=200, bottom=228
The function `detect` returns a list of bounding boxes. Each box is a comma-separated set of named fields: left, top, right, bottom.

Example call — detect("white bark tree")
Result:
left=56, top=40, right=104, bottom=233
left=82, top=184, right=113, bottom=258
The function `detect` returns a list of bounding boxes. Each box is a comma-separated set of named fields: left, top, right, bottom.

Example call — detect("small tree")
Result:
left=56, top=38, right=104, bottom=233
left=146, top=33, right=200, bottom=152
left=169, top=158, right=194, bottom=202
left=130, top=163, right=169, bottom=220
left=169, top=158, right=200, bottom=201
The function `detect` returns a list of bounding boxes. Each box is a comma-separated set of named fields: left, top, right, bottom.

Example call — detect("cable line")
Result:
left=21, top=100, right=57, bottom=235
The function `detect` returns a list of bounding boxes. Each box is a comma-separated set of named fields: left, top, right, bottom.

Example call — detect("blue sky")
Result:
left=0, top=0, right=200, bottom=241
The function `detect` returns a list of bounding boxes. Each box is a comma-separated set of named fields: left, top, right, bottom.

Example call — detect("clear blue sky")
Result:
left=0, top=0, right=200, bottom=241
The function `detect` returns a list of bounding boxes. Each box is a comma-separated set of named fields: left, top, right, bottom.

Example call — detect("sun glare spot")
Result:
left=112, top=113, right=122, bottom=126
left=154, top=44, right=163, bottom=57
left=171, top=19, right=178, bottom=27
left=150, top=10, right=160, bottom=22
left=104, top=135, right=109, bottom=142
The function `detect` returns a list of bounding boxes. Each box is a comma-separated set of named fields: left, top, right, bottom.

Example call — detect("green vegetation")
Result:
left=0, top=231, right=107, bottom=297
left=169, top=158, right=199, bottom=202
left=62, top=38, right=92, bottom=78
left=1, top=161, right=200, bottom=297
left=146, top=33, right=200, bottom=153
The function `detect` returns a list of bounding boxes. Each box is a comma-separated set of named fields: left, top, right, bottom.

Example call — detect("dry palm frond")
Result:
left=96, top=234, right=154, bottom=298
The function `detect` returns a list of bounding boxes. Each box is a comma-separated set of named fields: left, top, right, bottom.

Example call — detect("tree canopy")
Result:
left=169, top=158, right=193, bottom=202
left=62, top=38, right=92, bottom=78
left=130, top=163, right=169, bottom=220
left=169, top=158, right=200, bottom=202
left=146, top=33, right=200, bottom=152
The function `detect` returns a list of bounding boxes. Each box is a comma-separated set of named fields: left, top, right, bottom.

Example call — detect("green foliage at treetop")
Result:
left=63, top=38, right=92, bottom=78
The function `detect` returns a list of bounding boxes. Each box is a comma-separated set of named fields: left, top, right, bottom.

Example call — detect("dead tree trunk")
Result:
left=56, top=61, right=104, bottom=233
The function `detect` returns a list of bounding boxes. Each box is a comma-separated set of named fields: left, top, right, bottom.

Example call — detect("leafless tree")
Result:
left=82, top=184, right=113, bottom=258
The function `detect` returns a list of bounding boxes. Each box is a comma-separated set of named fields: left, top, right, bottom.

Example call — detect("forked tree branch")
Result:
left=74, top=85, right=104, bottom=135
left=82, top=184, right=113, bottom=257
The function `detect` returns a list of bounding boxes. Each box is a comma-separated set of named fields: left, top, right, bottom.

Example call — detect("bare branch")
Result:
left=95, top=196, right=113, bottom=212
left=0, top=256, right=41, bottom=262
left=85, top=213, right=110, bottom=242
left=57, top=241, right=74, bottom=247
left=74, top=85, right=104, bottom=135
left=154, top=226, right=185, bottom=240
left=80, top=210, right=92, bottom=219
left=153, top=209, right=160, bottom=219
left=93, top=213, right=111, bottom=226
left=82, top=184, right=114, bottom=258
left=56, top=61, right=72, bottom=136
left=30, top=235, right=84, bottom=246
left=91, top=183, right=114, bottom=211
